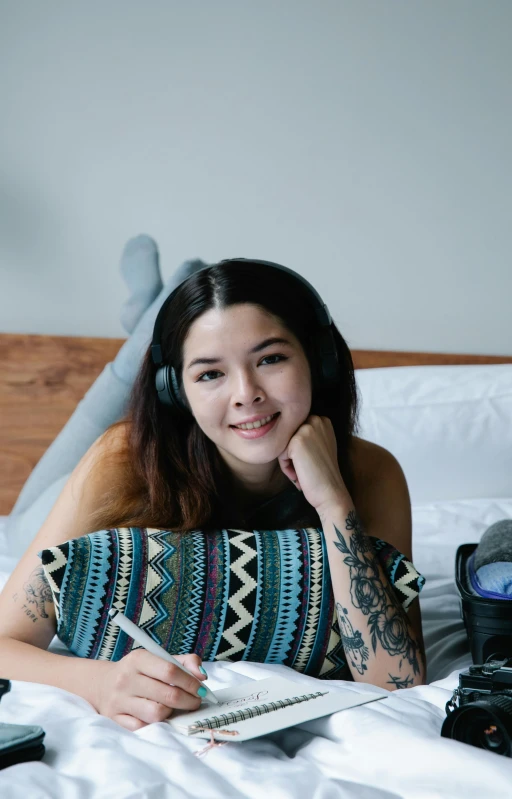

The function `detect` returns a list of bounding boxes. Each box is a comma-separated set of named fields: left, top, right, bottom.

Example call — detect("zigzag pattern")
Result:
left=216, top=531, right=258, bottom=659
left=138, top=565, right=162, bottom=627
left=41, top=526, right=426, bottom=680
left=179, top=531, right=205, bottom=653
left=195, top=530, right=228, bottom=659
left=72, top=532, right=112, bottom=658
left=293, top=529, right=323, bottom=672
left=210, top=530, right=232, bottom=658
left=319, top=609, right=347, bottom=678
left=243, top=530, right=280, bottom=663
left=112, top=528, right=133, bottom=612
left=138, top=533, right=165, bottom=628
left=57, top=540, right=75, bottom=620
left=243, top=530, right=263, bottom=657
left=41, top=542, right=70, bottom=625
left=98, top=528, right=133, bottom=661
left=266, top=530, right=302, bottom=663
left=391, top=558, right=424, bottom=609
left=145, top=530, right=177, bottom=631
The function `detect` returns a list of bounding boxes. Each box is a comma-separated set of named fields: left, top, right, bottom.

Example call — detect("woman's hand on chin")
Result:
left=277, top=415, right=350, bottom=514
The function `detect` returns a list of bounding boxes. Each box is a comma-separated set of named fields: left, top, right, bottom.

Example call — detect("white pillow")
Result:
left=411, top=497, right=512, bottom=580
left=355, top=364, right=512, bottom=504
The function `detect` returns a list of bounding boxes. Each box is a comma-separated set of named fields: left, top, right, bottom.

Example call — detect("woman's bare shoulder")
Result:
left=97, top=420, right=131, bottom=453
left=44, top=423, right=133, bottom=543
left=350, top=435, right=399, bottom=479
left=349, top=436, right=407, bottom=507
left=79, top=421, right=133, bottom=497
left=83, top=421, right=132, bottom=474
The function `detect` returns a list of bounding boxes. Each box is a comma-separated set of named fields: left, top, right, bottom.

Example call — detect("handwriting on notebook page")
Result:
left=219, top=690, right=270, bottom=709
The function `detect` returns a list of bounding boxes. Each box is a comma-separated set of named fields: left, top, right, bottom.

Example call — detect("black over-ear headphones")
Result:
left=151, top=258, right=340, bottom=417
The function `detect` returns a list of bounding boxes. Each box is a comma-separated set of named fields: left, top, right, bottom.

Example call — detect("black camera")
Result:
left=441, top=658, right=512, bottom=756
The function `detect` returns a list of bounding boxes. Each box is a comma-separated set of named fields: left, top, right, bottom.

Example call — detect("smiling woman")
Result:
left=0, top=257, right=426, bottom=733
left=82, top=258, right=361, bottom=534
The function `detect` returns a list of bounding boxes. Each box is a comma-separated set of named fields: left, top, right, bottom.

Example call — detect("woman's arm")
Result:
left=278, top=416, right=427, bottom=690
left=0, top=428, right=128, bottom=684
left=318, top=447, right=427, bottom=690
left=0, top=427, right=207, bottom=729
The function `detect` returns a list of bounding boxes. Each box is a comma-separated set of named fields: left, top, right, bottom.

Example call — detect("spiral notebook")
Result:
left=167, top=677, right=386, bottom=742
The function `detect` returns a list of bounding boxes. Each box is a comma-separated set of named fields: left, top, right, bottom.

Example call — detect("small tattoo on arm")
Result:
left=336, top=603, right=369, bottom=674
left=22, top=567, right=53, bottom=620
left=387, top=673, right=414, bottom=689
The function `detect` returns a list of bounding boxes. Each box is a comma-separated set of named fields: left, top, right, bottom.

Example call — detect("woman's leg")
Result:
left=6, top=236, right=207, bottom=553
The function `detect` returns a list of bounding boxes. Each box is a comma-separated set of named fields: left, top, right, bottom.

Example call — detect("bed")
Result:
left=1, top=332, right=512, bottom=798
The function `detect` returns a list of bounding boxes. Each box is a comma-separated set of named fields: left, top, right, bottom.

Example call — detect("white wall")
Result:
left=1, top=0, right=510, bottom=354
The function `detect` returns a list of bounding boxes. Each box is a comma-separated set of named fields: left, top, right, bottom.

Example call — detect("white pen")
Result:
left=108, top=608, right=219, bottom=705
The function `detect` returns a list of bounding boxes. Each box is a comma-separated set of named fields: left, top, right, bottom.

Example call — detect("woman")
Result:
left=0, top=258, right=426, bottom=731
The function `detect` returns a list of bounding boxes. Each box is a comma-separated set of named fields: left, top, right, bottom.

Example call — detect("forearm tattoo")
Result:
left=333, top=510, right=421, bottom=680
left=20, top=567, right=53, bottom=621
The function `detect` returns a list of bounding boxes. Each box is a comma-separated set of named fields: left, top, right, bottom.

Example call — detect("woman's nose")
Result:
left=231, top=370, right=265, bottom=405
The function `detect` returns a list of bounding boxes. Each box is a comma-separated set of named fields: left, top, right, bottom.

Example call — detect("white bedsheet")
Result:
left=1, top=503, right=512, bottom=798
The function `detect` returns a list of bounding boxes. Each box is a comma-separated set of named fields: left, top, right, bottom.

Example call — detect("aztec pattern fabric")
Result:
left=40, top=528, right=426, bottom=680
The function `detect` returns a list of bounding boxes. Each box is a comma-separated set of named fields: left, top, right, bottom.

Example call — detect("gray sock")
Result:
left=119, top=235, right=163, bottom=334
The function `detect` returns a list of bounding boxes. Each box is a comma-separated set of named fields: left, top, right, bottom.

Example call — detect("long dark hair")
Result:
left=89, top=260, right=360, bottom=532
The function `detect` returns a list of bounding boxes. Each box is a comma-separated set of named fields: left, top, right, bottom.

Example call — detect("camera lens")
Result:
left=479, top=722, right=503, bottom=750
left=441, top=695, right=512, bottom=756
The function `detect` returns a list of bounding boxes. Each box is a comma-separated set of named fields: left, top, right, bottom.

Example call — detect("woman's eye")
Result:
left=197, top=370, right=222, bottom=382
left=196, top=354, right=287, bottom=382
left=260, top=354, right=287, bottom=366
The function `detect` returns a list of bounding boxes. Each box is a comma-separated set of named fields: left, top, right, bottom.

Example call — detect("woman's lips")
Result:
left=230, top=413, right=280, bottom=439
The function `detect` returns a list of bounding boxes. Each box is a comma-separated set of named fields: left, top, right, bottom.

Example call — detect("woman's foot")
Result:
left=120, top=235, right=163, bottom=333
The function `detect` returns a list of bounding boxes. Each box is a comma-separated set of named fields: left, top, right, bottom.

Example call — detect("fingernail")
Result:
left=197, top=686, right=207, bottom=697
left=199, top=666, right=208, bottom=676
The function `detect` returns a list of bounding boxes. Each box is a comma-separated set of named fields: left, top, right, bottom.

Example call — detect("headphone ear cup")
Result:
left=169, top=366, right=187, bottom=413
left=155, top=365, right=189, bottom=416
left=155, top=365, right=172, bottom=406
left=313, top=328, right=340, bottom=385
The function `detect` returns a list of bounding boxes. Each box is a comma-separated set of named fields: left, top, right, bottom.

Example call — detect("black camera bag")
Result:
left=456, top=543, right=512, bottom=664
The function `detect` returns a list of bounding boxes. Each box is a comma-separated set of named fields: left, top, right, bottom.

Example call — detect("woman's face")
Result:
left=181, top=303, right=312, bottom=481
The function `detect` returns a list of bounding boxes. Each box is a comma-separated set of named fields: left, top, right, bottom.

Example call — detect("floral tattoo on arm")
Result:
left=333, top=510, right=422, bottom=680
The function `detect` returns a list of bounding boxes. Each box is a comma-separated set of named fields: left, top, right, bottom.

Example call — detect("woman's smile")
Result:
left=230, top=412, right=281, bottom=439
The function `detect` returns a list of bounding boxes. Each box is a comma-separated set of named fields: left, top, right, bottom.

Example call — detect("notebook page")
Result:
left=167, top=677, right=386, bottom=742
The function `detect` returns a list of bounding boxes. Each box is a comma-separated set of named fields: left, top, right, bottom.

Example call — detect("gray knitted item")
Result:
left=473, top=520, right=512, bottom=570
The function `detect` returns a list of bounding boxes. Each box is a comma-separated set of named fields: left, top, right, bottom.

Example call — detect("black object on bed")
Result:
left=456, top=544, right=512, bottom=665
left=0, top=679, right=46, bottom=769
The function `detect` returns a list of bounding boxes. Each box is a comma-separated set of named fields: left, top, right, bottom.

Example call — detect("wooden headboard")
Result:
left=1, top=332, right=511, bottom=516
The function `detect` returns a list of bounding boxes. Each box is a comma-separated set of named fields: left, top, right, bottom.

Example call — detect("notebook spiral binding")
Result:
left=188, top=691, right=329, bottom=734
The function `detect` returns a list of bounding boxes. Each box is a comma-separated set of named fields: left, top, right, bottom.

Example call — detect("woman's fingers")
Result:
left=128, top=649, right=205, bottom=698
left=116, top=697, right=178, bottom=725
left=113, top=713, right=148, bottom=732
left=172, top=652, right=207, bottom=681
left=134, top=673, right=203, bottom=712
left=278, top=457, right=301, bottom=489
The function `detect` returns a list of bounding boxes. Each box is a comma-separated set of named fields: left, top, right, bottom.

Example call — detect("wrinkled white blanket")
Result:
left=1, top=500, right=512, bottom=799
